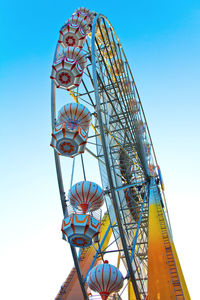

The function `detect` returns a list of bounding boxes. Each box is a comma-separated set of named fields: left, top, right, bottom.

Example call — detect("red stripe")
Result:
left=70, top=62, right=76, bottom=71
left=62, top=127, right=66, bottom=138
left=62, top=59, right=64, bottom=68
left=82, top=182, right=85, bottom=203
left=109, top=267, right=119, bottom=293
left=71, top=215, right=75, bottom=234
left=75, top=103, right=78, bottom=120
left=102, top=263, right=105, bottom=293
left=64, top=105, right=68, bottom=118
left=81, top=119, right=90, bottom=124
left=88, top=185, right=98, bottom=203
left=70, top=103, right=73, bottom=119
left=51, top=133, right=57, bottom=141
left=77, top=106, right=85, bottom=119
left=86, top=182, right=92, bottom=204
left=79, top=36, right=86, bottom=40
left=79, top=111, right=89, bottom=122
left=72, top=47, right=75, bottom=58
left=105, top=264, right=112, bottom=292
left=72, top=130, right=79, bottom=140
left=89, top=269, right=99, bottom=292
left=69, top=190, right=81, bottom=205
left=84, top=215, right=90, bottom=234
left=59, top=110, right=65, bottom=120
left=75, top=185, right=83, bottom=203
left=90, top=191, right=103, bottom=206
left=75, top=74, right=83, bottom=78
left=95, top=266, right=102, bottom=292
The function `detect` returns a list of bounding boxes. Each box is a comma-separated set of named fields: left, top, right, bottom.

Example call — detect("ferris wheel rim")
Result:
left=51, top=14, right=151, bottom=299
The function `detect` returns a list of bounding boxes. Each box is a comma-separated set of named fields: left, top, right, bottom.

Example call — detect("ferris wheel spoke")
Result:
left=100, top=19, right=139, bottom=142
left=94, top=45, right=139, bottom=150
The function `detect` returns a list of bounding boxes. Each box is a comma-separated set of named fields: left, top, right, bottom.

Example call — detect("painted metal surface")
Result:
left=50, top=47, right=87, bottom=90
left=58, top=103, right=92, bottom=131
left=148, top=178, right=190, bottom=299
left=87, top=261, right=124, bottom=300
left=51, top=103, right=92, bottom=157
left=58, top=16, right=89, bottom=49
left=62, top=214, right=101, bottom=247
left=50, top=121, right=88, bottom=157
left=75, top=7, right=95, bottom=25
left=68, top=181, right=104, bottom=213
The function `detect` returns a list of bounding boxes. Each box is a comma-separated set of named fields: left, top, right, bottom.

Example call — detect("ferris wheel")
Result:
left=50, top=7, right=190, bottom=300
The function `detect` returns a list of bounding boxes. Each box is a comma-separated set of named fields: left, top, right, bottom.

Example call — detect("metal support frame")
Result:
left=91, top=14, right=141, bottom=300
left=129, top=184, right=149, bottom=266
left=84, top=221, right=112, bottom=282
left=50, top=9, right=175, bottom=300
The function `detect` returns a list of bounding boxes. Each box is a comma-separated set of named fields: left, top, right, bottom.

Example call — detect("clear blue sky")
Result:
left=0, top=1, right=200, bottom=299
